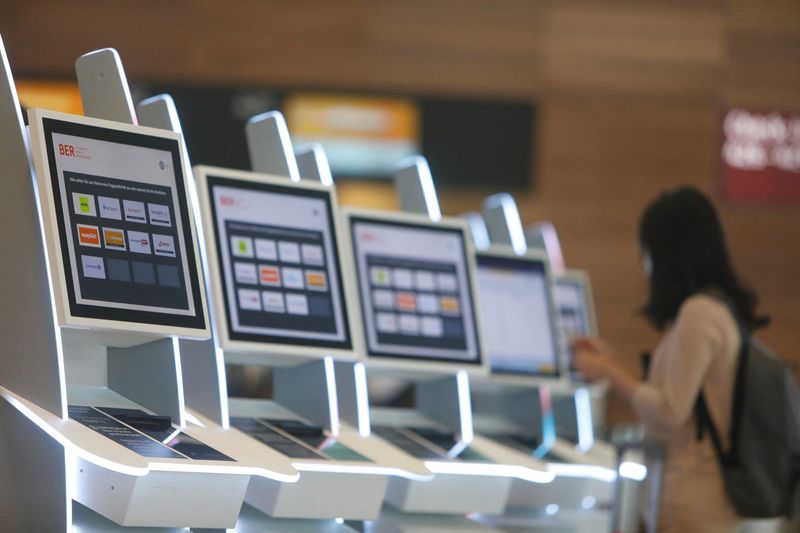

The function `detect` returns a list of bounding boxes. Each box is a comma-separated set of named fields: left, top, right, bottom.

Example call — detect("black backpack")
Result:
left=696, top=323, right=800, bottom=518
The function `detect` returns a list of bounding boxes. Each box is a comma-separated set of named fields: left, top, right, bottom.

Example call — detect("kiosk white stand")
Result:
left=480, top=194, right=613, bottom=467
left=474, top=193, right=642, bottom=533
left=0, top=43, right=298, bottom=532
left=136, top=98, right=435, bottom=528
left=519, top=204, right=629, bottom=473
left=527, top=218, right=610, bottom=438
left=137, top=99, right=366, bottom=533
left=464, top=202, right=570, bottom=469
left=337, top=157, right=555, bottom=533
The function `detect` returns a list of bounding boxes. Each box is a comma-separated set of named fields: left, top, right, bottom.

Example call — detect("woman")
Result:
left=573, top=187, right=762, bottom=533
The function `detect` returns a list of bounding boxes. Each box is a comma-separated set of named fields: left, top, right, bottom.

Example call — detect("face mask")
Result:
left=641, top=252, right=653, bottom=279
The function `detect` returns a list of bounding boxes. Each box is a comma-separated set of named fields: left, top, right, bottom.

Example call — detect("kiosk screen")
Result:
left=40, top=116, right=205, bottom=329
left=350, top=217, right=480, bottom=364
left=475, top=254, right=559, bottom=376
left=554, top=277, right=591, bottom=372
left=207, top=176, right=351, bottom=349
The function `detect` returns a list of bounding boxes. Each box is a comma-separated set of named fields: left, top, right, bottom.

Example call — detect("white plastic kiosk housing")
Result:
left=462, top=211, right=492, bottom=252
left=526, top=216, right=611, bottom=443
left=483, top=194, right=607, bottom=451
left=145, top=107, right=433, bottom=522
left=475, top=193, right=622, bottom=517
left=339, top=157, right=554, bottom=525
left=526, top=220, right=566, bottom=276
left=468, top=244, right=563, bottom=455
left=0, top=45, right=297, bottom=532
left=464, top=239, right=635, bottom=531
left=135, top=96, right=373, bottom=532
left=468, top=196, right=584, bottom=477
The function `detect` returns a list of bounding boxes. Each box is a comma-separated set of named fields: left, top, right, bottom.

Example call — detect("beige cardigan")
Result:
left=633, top=294, right=743, bottom=533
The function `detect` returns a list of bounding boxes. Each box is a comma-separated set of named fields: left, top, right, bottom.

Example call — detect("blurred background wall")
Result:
left=3, top=0, right=798, bottom=423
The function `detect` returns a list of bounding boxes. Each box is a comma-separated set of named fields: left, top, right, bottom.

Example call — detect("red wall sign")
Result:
left=722, top=109, right=800, bottom=204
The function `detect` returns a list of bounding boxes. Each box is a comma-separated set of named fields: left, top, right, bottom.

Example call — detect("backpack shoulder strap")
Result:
left=693, top=289, right=750, bottom=464
left=696, top=391, right=727, bottom=463
left=727, top=328, right=750, bottom=461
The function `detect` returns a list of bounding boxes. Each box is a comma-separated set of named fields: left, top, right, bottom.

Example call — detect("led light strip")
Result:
left=354, top=362, right=371, bottom=437
left=425, top=460, right=555, bottom=484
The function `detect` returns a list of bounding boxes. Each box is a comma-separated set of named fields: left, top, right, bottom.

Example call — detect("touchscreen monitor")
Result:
left=554, top=278, right=590, bottom=338
left=198, top=168, right=352, bottom=352
left=347, top=212, right=481, bottom=365
left=29, top=109, right=207, bottom=333
left=553, top=271, right=597, bottom=373
left=475, top=251, right=560, bottom=377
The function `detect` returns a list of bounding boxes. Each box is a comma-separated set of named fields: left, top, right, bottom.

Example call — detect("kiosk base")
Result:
left=371, top=407, right=517, bottom=516
left=73, top=501, right=187, bottom=532
left=506, top=475, right=613, bottom=512
left=366, top=506, right=498, bottom=532
left=234, top=504, right=360, bottom=532
left=230, top=397, right=390, bottom=520
left=75, top=458, right=249, bottom=528
left=472, top=507, right=612, bottom=533
left=247, top=469, right=388, bottom=521
left=385, top=473, right=511, bottom=516
left=0, top=387, right=285, bottom=531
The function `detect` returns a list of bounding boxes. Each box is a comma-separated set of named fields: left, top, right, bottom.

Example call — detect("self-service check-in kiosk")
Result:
left=470, top=193, right=643, bottom=533
left=0, top=44, right=298, bottom=532
left=336, top=157, right=554, bottom=532
left=133, top=98, right=437, bottom=526
left=0, top=36, right=641, bottom=532
left=527, top=219, right=610, bottom=440
left=552, top=268, right=608, bottom=438
left=525, top=215, right=627, bottom=475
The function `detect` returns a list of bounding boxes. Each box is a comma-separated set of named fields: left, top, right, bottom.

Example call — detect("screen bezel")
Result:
left=554, top=268, right=599, bottom=383
left=28, top=108, right=209, bottom=337
left=194, top=165, right=362, bottom=361
left=341, top=207, right=487, bottom=375
left=553, top=269, right=598, bottom=338
left=475, top=247, right=562, bottom=379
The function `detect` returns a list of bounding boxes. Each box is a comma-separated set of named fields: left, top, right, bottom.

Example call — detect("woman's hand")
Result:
left=572, top=337, right=639, bottom=400
left=572, top=337, right=617, bottom=381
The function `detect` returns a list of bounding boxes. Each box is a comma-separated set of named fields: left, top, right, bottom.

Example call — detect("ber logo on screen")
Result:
left=58, top=144, right=76, bottom=157
left=219, top=195, right=245, bottom=208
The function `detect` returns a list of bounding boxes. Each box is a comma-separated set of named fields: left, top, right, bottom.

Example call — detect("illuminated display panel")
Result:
left=34, top=112, right=206, bottom=330
left=553, top=275, right=593, bottom=374
left=206, top=174, right=352, bottom=350
left=475, top=253, right=560, bottom=377
left=349, top=214, right=481, bottom=365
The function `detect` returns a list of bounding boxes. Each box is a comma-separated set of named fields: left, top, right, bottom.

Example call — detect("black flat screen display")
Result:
left=349, top=216, right=481, bottom=365
left=206, top=175, right=352, bottom=350
left=40, top=116, right=205, bottom=329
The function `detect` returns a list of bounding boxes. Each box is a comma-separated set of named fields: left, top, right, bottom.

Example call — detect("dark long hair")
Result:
left=639, top=187, right=763, bottom=331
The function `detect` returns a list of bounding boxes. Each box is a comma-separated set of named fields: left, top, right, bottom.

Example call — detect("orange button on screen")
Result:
left=77, top=224, right=101, bottom=247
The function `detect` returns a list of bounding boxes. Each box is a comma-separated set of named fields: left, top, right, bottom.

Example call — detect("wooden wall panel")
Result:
left=362, top=0, right=545, bottom=96
left=725, top=0, right=800, bottom=108
left=1, top=0, right=798, bottom=422
left=542, top=2, right=726, bottom=98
